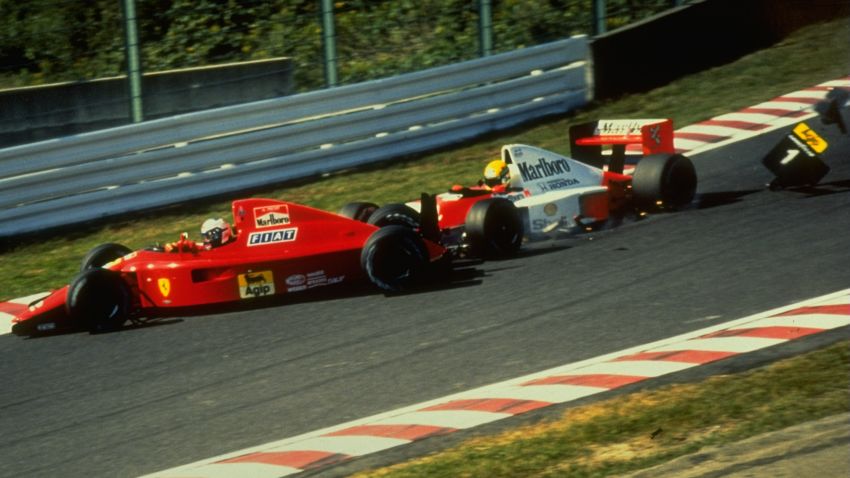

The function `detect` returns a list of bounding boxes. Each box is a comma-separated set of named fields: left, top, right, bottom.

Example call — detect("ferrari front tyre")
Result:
left=339, top=201, right=379, bottom=222
left=632, top=153, right=697, bottom=210
left=361, top=226, right=429, bottom=292
left=465, top=198, right=523, bottom=258
left=367, top=203, right=421, bottom=229
left=66, top=268, right=132, bottom=334
left=80, top=243, right=132, bottom=271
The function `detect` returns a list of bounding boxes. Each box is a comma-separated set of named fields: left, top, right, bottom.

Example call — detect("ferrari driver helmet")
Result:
left=483, top=159, right=509, bottom=187
left=201, top=218, right=232, bottom=249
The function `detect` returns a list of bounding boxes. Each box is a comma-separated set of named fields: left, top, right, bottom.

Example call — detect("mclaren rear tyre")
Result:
left=367, top=203, right=421, bottom=229
left=361, top=226, right=429, bottom=292
left=339, top=201, right=379, bottom=222
left=465, top=198, right=523, bottom=258
left=632, top=153, right=697, bottom=211
left=66, top=268, right=132, bottom=334
left=80, top=243, right=132, bottom=271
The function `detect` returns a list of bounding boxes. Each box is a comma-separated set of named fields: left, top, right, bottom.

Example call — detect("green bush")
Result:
left=0, top=0, right=672, bottom=90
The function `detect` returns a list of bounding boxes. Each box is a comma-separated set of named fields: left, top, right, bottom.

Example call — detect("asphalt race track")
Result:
left=1, top=123, right=849, bottom=478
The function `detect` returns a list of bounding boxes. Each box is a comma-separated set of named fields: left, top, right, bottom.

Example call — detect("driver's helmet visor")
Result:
left=202, top=227, right=224, bottom=247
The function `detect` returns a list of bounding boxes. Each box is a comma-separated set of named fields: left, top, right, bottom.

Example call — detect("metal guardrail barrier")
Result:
left=0, top=36, right=588, bottom=238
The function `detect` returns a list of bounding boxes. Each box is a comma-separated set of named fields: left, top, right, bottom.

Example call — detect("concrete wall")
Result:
left=591, top=0, right=849, bottom=99
left=0, top=57, right=293, bottom=147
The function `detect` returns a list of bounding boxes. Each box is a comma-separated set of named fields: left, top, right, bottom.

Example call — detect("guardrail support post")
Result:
left=121, top=0, right=144, bottom=123
left=478, top=0, right=493, bottom=57
left=321, top=0, right=338, bottom=88
left=592, top=0, right=607, bottom=36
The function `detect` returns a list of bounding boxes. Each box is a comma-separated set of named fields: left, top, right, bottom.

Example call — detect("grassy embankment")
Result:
left=1, top=17, right=848, bottom=301
left=351, top=340, right=849, bottom=478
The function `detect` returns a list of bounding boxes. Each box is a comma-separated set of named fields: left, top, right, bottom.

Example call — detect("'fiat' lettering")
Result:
left=248, top=228, right=298, bottom=246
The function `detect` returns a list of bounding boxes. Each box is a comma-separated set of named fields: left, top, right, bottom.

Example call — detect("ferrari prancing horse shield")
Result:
left=158, top=278, right=171, bottom=297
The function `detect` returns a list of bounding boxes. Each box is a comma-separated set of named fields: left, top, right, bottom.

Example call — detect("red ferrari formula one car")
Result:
left=11, top=198, right=446, bottom=336
left=341, top=119, right=697, bottom=258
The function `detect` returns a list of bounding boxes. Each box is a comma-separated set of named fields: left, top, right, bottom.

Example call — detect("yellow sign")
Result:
left=793, top=123, right=828, bottom=154
left=158, top=278, right=171, bottom=297
left=238, top=270, right=275, bottom=298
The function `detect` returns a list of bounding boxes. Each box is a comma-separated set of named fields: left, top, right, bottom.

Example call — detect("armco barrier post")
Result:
left=479, top=0, right=493, bottom=57
left=321, top=0, right=338, bottom=88
left=121, top=0, right=144, bottom=123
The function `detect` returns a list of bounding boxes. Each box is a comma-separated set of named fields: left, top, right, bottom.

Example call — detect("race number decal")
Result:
left=238, top=271, right=275, bottom=299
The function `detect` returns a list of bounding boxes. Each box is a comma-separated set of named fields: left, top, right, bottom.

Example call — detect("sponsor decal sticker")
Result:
left=238, top=271, right=275, bottom=298
left=254, top=205, right=291, bottom=228
left=158, top=278, right=171, bottom=298
left=544, top=203, right=558, bottom=216
left=516, top=157, right=572, bottom=182
left=286, top=274, right=306, bottom=287
left=247, top=227, right=298, bottom=246
left=792, top=122, right=828, bottom=153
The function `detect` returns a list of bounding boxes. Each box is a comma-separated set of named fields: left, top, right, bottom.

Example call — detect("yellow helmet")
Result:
left=483, top=159, right=509, bottom=187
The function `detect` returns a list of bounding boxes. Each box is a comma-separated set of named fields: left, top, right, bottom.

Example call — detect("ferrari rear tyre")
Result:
left=339, top=201, right=379, bottom=222
left=361, top=226, right=429, bottom=292
left=66, top=268, right=132, bottom=334
left=632, top=153, right=697, bottom=210
left=367, top=203, right=420, bottom=229
left=465, top=198, right=523, bottom=258
left=80, top=243, right=132, bottom=271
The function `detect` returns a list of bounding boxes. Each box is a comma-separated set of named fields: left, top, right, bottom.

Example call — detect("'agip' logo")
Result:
left=793, top=122, right=828, bottom=154
left=238, top=271, right=275, bottom=299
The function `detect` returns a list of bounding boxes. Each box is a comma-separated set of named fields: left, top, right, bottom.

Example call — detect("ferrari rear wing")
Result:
left=569, top=119, right=675, bottom=173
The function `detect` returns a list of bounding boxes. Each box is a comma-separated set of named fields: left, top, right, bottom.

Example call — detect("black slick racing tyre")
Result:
left=339, top=201, right=379, bottom=222
left=66, top=268, right=132, bottom=333
left=80, top=243, right=132, bottom=271
left=361, top=225, right=429, bottom=292
left=367, top=203, right=421, bottom=229
left=632, top=153, right=697, bottom=210
left=465, top=198, right=523, bottom=258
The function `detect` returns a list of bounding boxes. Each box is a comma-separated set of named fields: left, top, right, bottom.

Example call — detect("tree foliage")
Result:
left=0, top=0, right=672, bottom=90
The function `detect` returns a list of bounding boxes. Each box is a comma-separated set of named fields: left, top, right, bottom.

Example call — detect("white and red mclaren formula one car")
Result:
left=343, top=119, right=698, bottom=257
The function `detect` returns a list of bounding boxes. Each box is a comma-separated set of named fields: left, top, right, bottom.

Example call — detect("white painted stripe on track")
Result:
left=813, top=296, right=850, bottom=306
left=820, top=79, right=850, bottom=87
left=569, top=360, right=695, bottom=377
left=677, top=124, right=746, bottom=137
left=372, top=410, right=510, bottom=429
left=748, top=100, right=812, bottom=111
left=9, top=292, right=50, bottom=304
left=747, top=314, right=850, bottom=329
left=0, top=312, right=14, bottom=335
left=457, top=384, right=603, bottom=403
left=266, top=436, right=407, bottom=455
left=784, top=89, right=841, bottom=99
left=710, top=111, right=795, bottom=124
left=673, top=137, right=713, bottom=151
left=160, top=462, right=301, bottom=478
left=648, top=337, right=787, bottom=353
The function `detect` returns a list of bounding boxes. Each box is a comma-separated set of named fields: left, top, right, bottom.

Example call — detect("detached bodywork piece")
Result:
left=343, top=119, right=697, bottom=258
left=12, top=198, right=446, bottom=336
left=763, top=88, right=848, bottom=189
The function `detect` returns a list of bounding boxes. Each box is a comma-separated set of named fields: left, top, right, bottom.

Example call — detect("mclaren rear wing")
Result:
left=569, top=119, right=675, bottom=173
